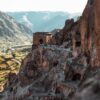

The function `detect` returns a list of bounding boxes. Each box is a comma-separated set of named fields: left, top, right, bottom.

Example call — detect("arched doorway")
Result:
left=39, top=39, right=43, bottom=44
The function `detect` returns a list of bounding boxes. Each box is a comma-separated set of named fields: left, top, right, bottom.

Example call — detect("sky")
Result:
left=0, top=0, right=87, bottom=13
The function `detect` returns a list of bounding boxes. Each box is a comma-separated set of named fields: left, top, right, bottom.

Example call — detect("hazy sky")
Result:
left=0, top=0, right=87, bottom=13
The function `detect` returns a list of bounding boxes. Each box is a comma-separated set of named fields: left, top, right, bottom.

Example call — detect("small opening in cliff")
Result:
left=75, top=32, right=81, bottom=47
left=76, top=41, right=81, bottom=47
left=55, top=87, right=61, bottom=93
left=89, top=0, right=94, bottom=5
left=76, top=32, right=80, bottom=35
left=72, top=73, right=81, bottom=81
left=39, top=39, right=43, bottom=44
left=53, top=61, right=59, bottom=66
left=9, top=87, right=13, bottom=92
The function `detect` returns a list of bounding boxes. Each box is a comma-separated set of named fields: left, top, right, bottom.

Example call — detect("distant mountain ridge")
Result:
left=0, top=11, right=32, bottom=48
left=8, top=11, right=81, bottom=32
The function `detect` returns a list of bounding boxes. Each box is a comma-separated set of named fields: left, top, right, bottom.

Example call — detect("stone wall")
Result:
left=33, top=32, right=52, bottom=45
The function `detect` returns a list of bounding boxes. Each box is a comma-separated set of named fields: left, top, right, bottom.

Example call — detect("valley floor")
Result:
left=0, top=46, right=31, bottom=92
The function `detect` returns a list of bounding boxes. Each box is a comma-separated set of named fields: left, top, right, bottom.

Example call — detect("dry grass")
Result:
left=0, top=48, right=29, bottom=92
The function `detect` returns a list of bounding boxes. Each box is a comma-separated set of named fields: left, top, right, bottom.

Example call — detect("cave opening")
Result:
left=76, top=32, right=81, bottom=36
left=76, top=41, right=81, bottom=47
left=53, top=61, right=59, bottom=66
left=72, top=73, right=81, bottom=81
left=75, top=31, right=81, bottom=47
left=55, top=87, right=61, bottom=94
left=89, top=0, right=94, bottom=5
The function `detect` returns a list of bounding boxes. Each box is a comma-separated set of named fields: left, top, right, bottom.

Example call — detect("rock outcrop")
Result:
left=1, top=0, right=100, bottom=100
left=2, top=44, right=89, bottom=100
left=70, top=69, right=100, bottom=100
left=80, top=0, right=100, bottom=67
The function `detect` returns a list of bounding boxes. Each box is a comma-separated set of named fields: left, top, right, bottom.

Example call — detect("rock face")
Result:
left=2, top=44, right=89, bottom=100
left=80, top=0, right=100, bottom=67
left=1, top=0, right=100, bottom=100
left=70, top=69, right=100, bottom=100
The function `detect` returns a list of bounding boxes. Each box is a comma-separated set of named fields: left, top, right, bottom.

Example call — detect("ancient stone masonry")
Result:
left=33, top=32, right=52, bottom=46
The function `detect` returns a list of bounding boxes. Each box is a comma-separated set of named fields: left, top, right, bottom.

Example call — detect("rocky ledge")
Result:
left=1, top=0, right=100, bottom=100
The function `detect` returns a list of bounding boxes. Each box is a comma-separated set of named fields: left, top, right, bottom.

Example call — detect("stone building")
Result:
left=33, top=32, right=52, bottom=45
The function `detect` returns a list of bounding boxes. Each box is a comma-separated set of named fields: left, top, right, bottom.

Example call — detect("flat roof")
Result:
left=33, top=32, right=52, bottom=36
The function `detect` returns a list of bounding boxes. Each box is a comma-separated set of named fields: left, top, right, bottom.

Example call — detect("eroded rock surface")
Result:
left=80, top=0, right=100, bottom=67
left=1, top=44, right=89, bottom=100
left=1, top=0, right=100, bottom=100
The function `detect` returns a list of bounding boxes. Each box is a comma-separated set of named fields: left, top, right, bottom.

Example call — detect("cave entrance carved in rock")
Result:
left=72, top=73, right=81, bottom=81
left=76, top=41, right=81, bottom=47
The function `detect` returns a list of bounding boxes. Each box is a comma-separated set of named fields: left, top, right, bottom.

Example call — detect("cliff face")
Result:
left=80, top=0, right=100, bottom=67
left=70, top=69, right=100, bottom=100
left=1, top=0, right=100, bottom=100
left=2, top=44, right=89, bottom=100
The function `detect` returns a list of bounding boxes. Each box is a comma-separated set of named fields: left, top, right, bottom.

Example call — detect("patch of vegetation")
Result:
left=0, top=48, right=29, bottom=92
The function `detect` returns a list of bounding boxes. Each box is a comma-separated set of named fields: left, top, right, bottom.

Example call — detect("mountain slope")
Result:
left=0, top=11, right=32, bottom=48
left=8, top=11, right=80, bottom=32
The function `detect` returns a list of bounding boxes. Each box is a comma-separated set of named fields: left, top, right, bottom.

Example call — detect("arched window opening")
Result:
left=39, top=39, right=43, bottom=44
